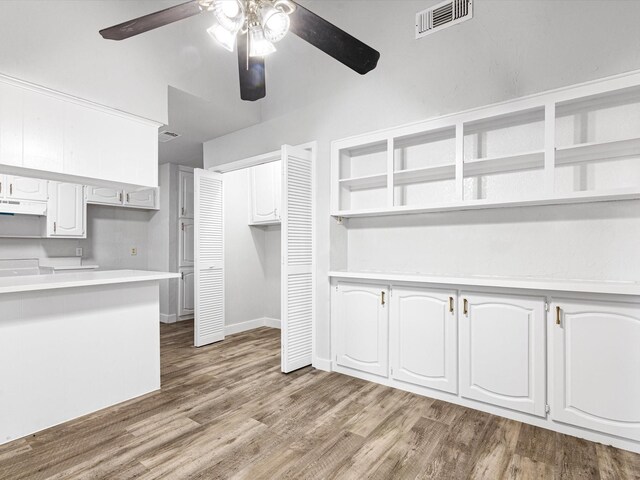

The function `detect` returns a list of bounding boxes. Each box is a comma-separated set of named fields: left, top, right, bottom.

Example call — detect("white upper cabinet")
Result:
left=390, top=287, right=458, bottom=394
left=23, top=89, right=64, bottom=172
left=249, top=161, right=281, bottom=225
left=459, top=292, right=546, bottom=417
left=334, top=282, right=389, bottom=377
left=0, top=81, right=23, bottom=167
left=179, top=219, right=194, bottom=267
left=179, top=170, right=194, bottom=218
left=2, top=175, right=48, bottom=202
left=551, top=299, right=640, bottom=441
left=86, top=186, right=123, bottom=205
left=46, top=182, right=85, bottom=238
left=0, top=75, right=161, bottom=188
left=125, top=188, right=156, bottom=209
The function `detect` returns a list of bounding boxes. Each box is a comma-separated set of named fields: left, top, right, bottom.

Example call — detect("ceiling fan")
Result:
left=100, top=0, right=380, bottom=101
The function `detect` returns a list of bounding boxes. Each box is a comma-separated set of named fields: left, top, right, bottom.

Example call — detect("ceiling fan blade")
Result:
left=237, top=33, right=266, bottom=101
left=99, top=1, right=203, bottom=40
left=289, top=1, right=380, bottom=75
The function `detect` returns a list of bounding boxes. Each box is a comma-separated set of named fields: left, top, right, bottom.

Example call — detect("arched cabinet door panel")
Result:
left=551, top=299, right=640, bottom=441
left=389, top=287, right=458, bottom=394
left=335, top=282, right=389, bottom=377
left=459, top=292, right=546, bottom=417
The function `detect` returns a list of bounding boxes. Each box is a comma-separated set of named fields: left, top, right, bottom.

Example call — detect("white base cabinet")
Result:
left=334, top=283, right=388, bottom=377
left=551, top=299, right=640, bottom=441
left=390, top=286, right=458, bottom=394
left=460, top=292, right=546, bottom=417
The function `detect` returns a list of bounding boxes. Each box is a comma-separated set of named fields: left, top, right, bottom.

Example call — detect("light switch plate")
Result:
left=131, top=247, right=137, bottom=256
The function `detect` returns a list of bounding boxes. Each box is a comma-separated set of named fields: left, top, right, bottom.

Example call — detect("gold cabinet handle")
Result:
left=463, top=298, right=468, bottom=316
left=449, top=296, right=454, bottom=314
left=381, top=291, right=385, bottom=306
left=556, top=306, right=561, bottom=325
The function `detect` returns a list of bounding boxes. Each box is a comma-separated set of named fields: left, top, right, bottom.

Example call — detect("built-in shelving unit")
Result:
left=331, top=70, right=640, bottom=217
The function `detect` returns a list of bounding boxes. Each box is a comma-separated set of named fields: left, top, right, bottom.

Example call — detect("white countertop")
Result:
left=0, top=269, right=180, bottom=294
left=328, top=271, right=640, bottom=296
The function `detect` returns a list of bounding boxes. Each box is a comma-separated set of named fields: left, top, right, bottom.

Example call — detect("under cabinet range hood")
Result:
left=0, top=200, right=47, bottom=216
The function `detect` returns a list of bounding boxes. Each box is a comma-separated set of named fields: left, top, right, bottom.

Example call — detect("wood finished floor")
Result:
left=1, top=322, right=639, bottom=480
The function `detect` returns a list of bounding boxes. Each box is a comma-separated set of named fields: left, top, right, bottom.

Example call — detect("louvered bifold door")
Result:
left=281, top=145, right=315, bottom=373
left=194, top=169, right=225, bottom=347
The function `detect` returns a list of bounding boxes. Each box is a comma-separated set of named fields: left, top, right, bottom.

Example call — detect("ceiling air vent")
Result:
left=158, top=130, right=181, bottom=143
left=416, top=0, right=473, bottom=39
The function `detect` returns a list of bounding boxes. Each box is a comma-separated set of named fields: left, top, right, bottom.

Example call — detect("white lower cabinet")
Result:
left=551, top=299, right=640, bottom=441
left=459, top=292, right=546, bottom=417
left=389, top=287, right=458, bottom=394
left=179, top=269, right=195, bottom=318
left=335, top=283, right=389, bottom=377
left=46, top=182, right=85, bottom=238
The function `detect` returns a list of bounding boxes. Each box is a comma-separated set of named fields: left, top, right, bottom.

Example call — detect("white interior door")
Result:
left=194, top=169, right=224, bottom=347
left=281, top=145, right=314, bottom=373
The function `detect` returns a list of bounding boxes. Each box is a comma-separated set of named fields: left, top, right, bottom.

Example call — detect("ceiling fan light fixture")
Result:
left=260, top=4, right=291, bottom=43
left=207, top=22, right=236, bottom=52
left=212, top=0, right=245, bottom=32
left=248, top=25, right=276, bottom=57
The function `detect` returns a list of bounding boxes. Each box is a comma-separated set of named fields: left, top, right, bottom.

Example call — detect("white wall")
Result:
left=223, top=168, right=281, bottom=327
left=0, top=206, right=152, bottom=269
left=203, top=1, right=640, bottom=364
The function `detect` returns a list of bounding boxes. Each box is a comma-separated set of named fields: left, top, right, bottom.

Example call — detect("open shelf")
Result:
left=556, top=137, right=640, bottom=166
left=464, top=151, right=545, bottom=176
left=339, top=173, right=387, bottom=190
left=394, top=164, right=455, bottom=185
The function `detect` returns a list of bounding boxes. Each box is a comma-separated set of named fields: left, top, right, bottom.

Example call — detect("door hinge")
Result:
left=181, top=206, right=185, bottom=216
left=545, top=404, right=550, bottom=414
left=545, top=302, right=549, bottom=312
left=181, top=222, right=184, bottom=231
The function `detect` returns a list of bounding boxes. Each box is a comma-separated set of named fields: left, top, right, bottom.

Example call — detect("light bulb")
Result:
left=207, top=23, right=236, bottom=52
left=213, top=0, right=244, bottom=32
left=249, top=25, right=276, bottom=57
left=260, top=5, right=290, bottom=43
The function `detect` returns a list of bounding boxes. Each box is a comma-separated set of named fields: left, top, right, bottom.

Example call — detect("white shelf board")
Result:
left=339, top=173, right=387, bottom=190
left=394, top=164, right=455, bottom=185
left=328, top=271, right=640, bottom=297
left=332, top=188, right=640, bottom=218
left=464, top=150, right=545, bottom=176
left=556, top=137, right=640, bottom=165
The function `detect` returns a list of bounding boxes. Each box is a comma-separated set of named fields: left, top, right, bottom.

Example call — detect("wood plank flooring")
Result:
left=1, top=321, right=639, bottom=479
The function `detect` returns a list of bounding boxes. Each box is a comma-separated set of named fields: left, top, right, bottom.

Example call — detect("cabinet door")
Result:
left=460, top=292, right=545, bottom=416
left=23, top=89, right=64, bottom=172
left=390, top=287, right=458, bottom=393
left=249, top=161, right=280, bottom=225
left=0, top=81, right=23, bottom=167
left=5, top=176, right=48, bottom=202
left=179, top=269, right=195, bottom=317
left=47, top=182, right=85, bottom=237
left=335, top=283, right=389, bottom=377
left=125, top=188, right=156, bottom=209
left=179, top=219, right=195, bottom=267
left=63, top=101, right=104, bottom=178
left=179, top=170, right=194, bottom=218
left=86, top=186, right=123, bottom=206
left=551, top=299, right=640, bottom=441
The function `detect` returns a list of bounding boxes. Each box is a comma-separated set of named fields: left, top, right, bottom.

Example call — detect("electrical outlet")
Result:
left=75, top=247, right=83, bottom=257
left=130, top=247, right=137, bottom=256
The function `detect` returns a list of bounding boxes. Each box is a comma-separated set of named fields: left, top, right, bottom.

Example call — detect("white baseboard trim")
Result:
left=313, top=357, right=333, bottom=372
left=263, top=317, right=281, bottom=329
left=225, top=317, right=282, bottom=335
left=160, top=313, right=177, bottom=324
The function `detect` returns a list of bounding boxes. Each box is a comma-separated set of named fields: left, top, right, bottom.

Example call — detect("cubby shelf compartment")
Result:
left=332, top=70, right=640, bottom=218
left=394, top=164, right=455, bottom=185
left=339, top=173, right=387, bottom=190
left=464, top=151, right=545, bottom=177
left=556, top=137, right=640, bottom=166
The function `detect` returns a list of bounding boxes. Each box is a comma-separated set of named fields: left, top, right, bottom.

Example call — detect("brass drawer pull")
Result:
left=556, top=306, right=561, bottom=325
left=381, top=291, right=385, bottom=306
